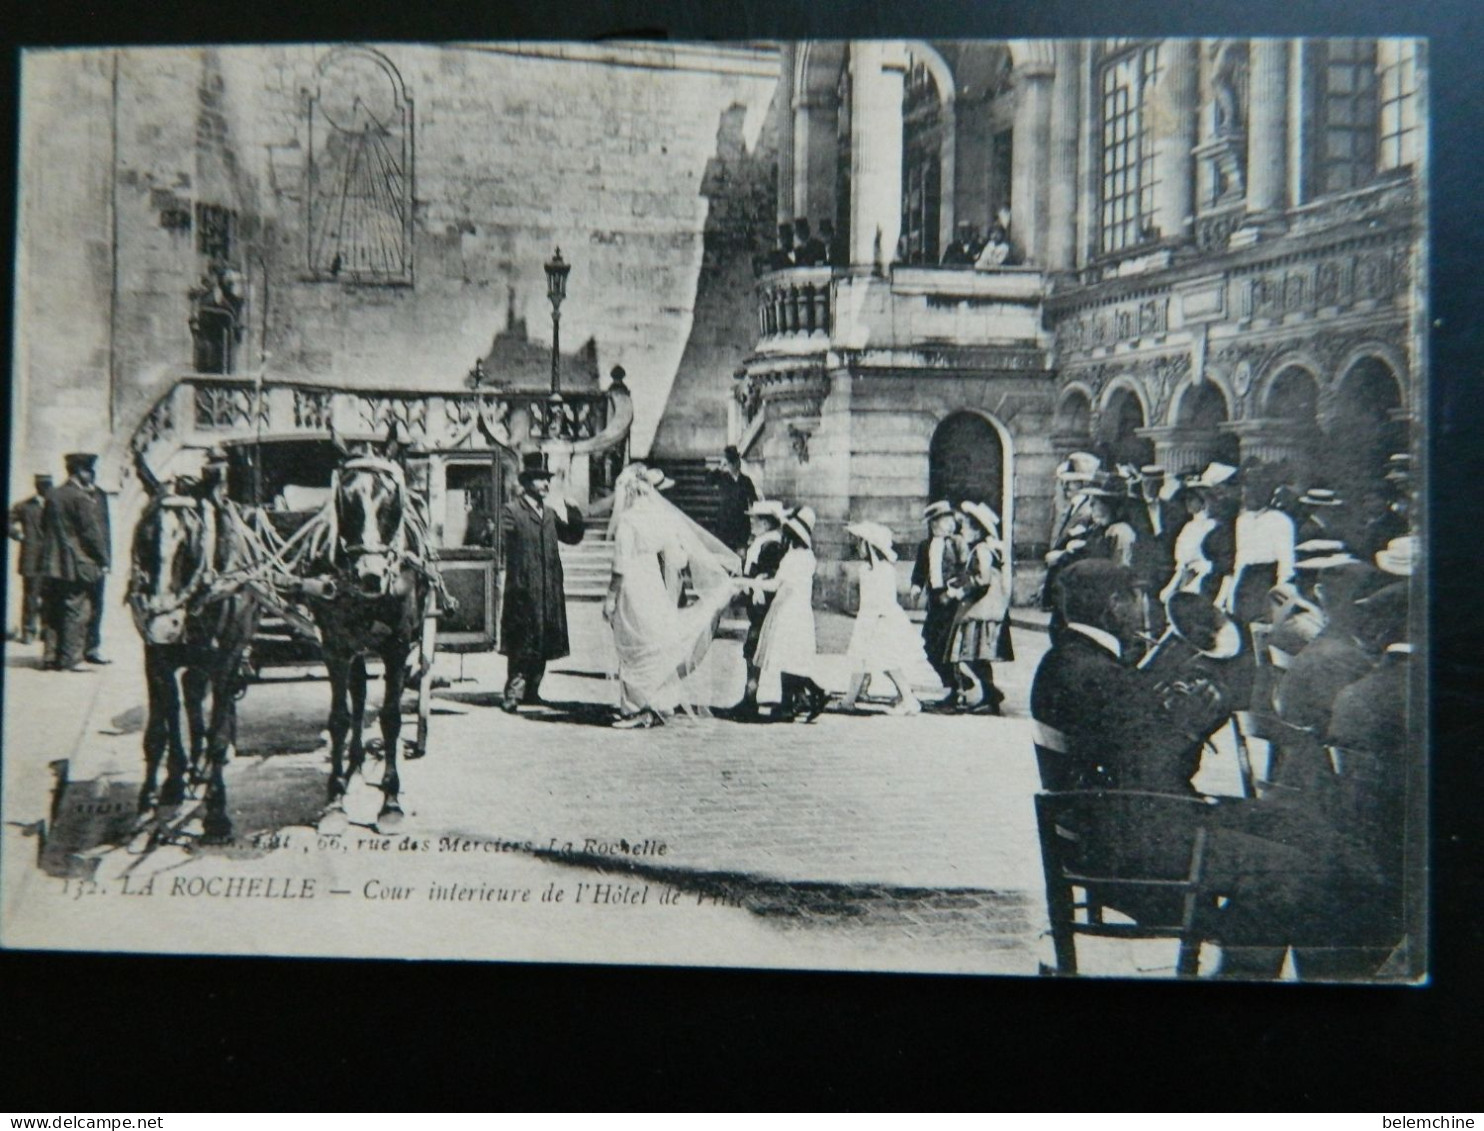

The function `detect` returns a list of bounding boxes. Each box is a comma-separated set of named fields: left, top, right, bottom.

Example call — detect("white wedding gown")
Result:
left=610, top=491, right=738, bottom=715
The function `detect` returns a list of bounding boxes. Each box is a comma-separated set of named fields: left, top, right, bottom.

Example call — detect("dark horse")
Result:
left=302, top=434, right=436, bottom=836
left=126, top=459, right=262, bottom=846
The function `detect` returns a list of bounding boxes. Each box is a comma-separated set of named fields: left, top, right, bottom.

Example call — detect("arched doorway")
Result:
left=929, top=411, right=1010, bottom=545
left=1175, top=380, right=1240, bottom=467
left=1327, top=356, right=1407, bottom=486
left=1100, top=385, right=1154, bottom=467
left=1265, top=366, right=1320, bottom=426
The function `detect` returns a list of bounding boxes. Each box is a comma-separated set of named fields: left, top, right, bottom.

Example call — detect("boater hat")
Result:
left=1298, top=488, right=1343, bottom=507
left=846, top=520, right=898, bottom=562
left=1190, top=462, right=1238, bottom=489
left=1057, top=452, right=1101, bottom=483
left=923, top=500, right=955, bottom=521
left=643, top=466, right=676, bottom=492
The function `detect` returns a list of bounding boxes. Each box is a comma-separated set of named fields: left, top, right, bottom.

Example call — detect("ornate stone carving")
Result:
left=788, top=423, right=812, bottom=464
left=194, top=382, right=267, bottom=431
left=355, top=394, right=429, bottom=441
left=293, top=388, right=333, bottom=430
left=133, top=397, right=175, bottom=453
left=1057, top=295, right=1169, bottom=355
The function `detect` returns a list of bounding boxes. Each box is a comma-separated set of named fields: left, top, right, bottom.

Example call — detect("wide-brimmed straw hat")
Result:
left=1190, top=462, right=1238, bottom=489
left=923, top=499, right=954, bottom=521
left=846, top=520, right=898, bottom=562
left=1056, top=452, right=1101, bottom=483
left=1166, top=591, right=1243, bottom=660
left=643, top=466, right=676, bottom=492
left=747, top=499, right=788, bottom=523
left=958, top=501, right=1001, bottom=537
left=784, top=505, right=816, bottom=546
left=1375, top=535, right=1417, bottom=577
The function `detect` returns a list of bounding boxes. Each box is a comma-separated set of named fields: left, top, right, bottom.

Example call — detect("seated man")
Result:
left=1031, top=560, right=1220, bottom=795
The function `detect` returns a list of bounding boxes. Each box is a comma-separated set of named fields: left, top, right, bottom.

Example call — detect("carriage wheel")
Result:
left=411, top=607, right=438, bottom=759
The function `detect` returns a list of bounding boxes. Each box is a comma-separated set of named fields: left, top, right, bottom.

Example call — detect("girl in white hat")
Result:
left=841, top=521, right=927, bottom=716
left=746, top=507, right=830, bottom=720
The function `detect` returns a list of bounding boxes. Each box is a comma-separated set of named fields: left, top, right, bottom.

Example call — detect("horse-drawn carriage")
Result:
left=121, top=372, right=632, bottom=844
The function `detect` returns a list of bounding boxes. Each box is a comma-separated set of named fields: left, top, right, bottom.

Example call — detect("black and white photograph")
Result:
left=2, top=36, right=1428, bottom=984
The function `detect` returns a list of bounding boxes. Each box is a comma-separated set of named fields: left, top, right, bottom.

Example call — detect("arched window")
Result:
left=1097, top=41, right=1163, bottom=254
left=900, top=54, right=945, bottom=265
left=307, top=48, right=413, bottom=284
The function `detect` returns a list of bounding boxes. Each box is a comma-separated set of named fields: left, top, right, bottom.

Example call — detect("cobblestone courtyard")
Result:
left=2, top=603, right=1248, bottom=975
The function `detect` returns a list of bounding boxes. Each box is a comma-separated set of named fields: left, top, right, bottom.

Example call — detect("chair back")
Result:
left=1032, top=721, right=1079, bottom=791
left=1035, top=789, right=1215, bottom=977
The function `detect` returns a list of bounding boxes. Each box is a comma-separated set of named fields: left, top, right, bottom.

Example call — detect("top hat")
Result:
left=958, top=500, right=1001, bottom=537
left=519, top=452, right=554, bottom=481
left=923, top=500, right=955, bottom=521
left=64, top=452, right=98, bottom=474
left=723, top=445, right=741, bottom=462
left=1298, top=488, right=1343, bottom=507
left=846, top=520, right=898, bottom=562
left=1140, top=464, right=1167, bottom=478
left=1375, top=535, right=1417, bottom=577
left=33, top=473, right=53, bottom=485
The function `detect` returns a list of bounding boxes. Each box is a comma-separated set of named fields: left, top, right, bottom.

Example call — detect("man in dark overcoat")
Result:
left=40, top=453, right=111, bottom=671
left=9, top=473, right=53, bottom=643
left=731, top=499, right=786, bottom=718
left=711, top=446, right=759, bottom=553
left=910, top=500, right=967, bottom=698
left=498, top=453, right=585, bottom=711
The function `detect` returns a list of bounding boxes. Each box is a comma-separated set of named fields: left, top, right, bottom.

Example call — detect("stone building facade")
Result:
left=724, top=39, right=1425, bottom=605
left=11, top=42, right=780, bottom=497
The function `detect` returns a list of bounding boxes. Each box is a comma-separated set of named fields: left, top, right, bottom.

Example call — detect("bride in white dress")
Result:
left=602, top=464, right=741, bottom=727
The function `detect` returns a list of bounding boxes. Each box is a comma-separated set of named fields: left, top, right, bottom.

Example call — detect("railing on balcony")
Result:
left=756, top=266, right=834, bottom=340
left=127, top=373, right=634, bottom=502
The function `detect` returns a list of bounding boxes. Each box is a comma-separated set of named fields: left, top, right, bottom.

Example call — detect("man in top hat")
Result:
left=911, top=500, right=969, bottom=697
left=940, top=221, right=980, bottom=266
left=9, top=473, right=54, bottom=644
left=498, top=452, right=586, bottom=712
left=731, top=499, right=789, bottom=718
left=711, top=445, right=759, bottom=554
left=1128, top=465, right=1183, bottom=626
left=40, top=453, right=111, bottom=671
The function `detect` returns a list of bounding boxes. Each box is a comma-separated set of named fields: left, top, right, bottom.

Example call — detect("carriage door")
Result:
left=432, top=454, right=509, bottom=651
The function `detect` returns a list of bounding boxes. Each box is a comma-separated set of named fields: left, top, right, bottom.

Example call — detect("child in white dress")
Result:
left=841, top=521, right=927, bottom=715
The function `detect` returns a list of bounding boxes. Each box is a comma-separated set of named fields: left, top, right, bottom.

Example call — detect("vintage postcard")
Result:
left=2, top=39, right=1426, bottom=981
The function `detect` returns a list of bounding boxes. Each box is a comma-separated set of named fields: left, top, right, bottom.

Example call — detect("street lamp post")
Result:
left=544, top=248, right=570, bottom=400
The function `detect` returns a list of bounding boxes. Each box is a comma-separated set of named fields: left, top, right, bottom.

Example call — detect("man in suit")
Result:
left=40, top=453, right=111, bottom=671
left=9, top=473, right=53, bottom=643
left=1031, top=559, right=1214, bottom=794
left=911, top=500, right=968, bottom=699
left=730, top=499, right=787, bottom=719
left=498, top=452, right=585, bottom=712
left=711, top=446, right=759, bottom=553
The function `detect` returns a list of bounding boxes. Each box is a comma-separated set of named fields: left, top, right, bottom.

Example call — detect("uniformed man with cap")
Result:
left=9, top=473, right=53, bottom=643
left=40, top=453, right=111, bottom=671
left=911, top=500, right=967, bottom=697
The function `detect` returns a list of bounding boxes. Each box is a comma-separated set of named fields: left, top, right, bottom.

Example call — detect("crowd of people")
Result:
left=8, top=453, right=112, bottom=673
left=1030, top=449, right=1417, bottom=979
left=757, top=214, right=1021, bottom=273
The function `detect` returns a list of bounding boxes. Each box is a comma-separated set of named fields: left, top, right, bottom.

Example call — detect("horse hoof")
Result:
left=405, top=744, right=426, bottom=761
left=317, top=808, right=349, bottom=836
left=375, top=808, right=404, bottom=835
left=127, top=825, right=156, bottom=855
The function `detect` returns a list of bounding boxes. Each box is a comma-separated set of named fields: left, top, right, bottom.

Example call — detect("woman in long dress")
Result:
left=748, top=507, right=830, bottom=721
left=603, top=464, right=741, bottom=728
left=946, top=501, right=1014, bottom=714
left=841, top=521, right=926, bottom=715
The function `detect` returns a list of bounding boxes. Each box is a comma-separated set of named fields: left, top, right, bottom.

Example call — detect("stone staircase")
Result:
left=560, top=513, right=616, bottom=600
left=648, top=458, right=723, bottom=538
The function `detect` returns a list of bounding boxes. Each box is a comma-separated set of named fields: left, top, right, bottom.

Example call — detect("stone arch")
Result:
left=1008, top=40, right=1057, bottom=75
left=1054, top=384, right=1094, bottom=436
left=1098, top=380, right=1154, bottom=466
left=1170, top=373, right=1234, bottom=428
left=1329, top=341, right=1410, bottom=420
left=1325, top=352, right=1408, bottom=488
left=928, top=408, right=1015, bottom=578
left=1262, top=362, right=1322, bottom=424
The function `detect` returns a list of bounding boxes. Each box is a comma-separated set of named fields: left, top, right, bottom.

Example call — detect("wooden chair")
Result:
left=1035, top=789, right=1216, bottom=977
left=1032, top=721, right=1079, bottom=791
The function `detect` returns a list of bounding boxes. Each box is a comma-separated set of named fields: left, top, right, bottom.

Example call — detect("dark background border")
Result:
left=2, top=0, right=1480, bottom=1111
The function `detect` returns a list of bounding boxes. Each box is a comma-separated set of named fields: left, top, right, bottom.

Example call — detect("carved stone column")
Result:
left=848, top=41, right=908, bottom=269
left=1010, top=47, right=1054, bottom=266
left=1137, top=425, right=1223, bottom=477
left=1046, top=41, right=1081, bottom=271
left=1220, top=417, right=1314, bottom=472
left=1153, top=39, right=1198, bottom=243
left=1244, top=39, right=1289, bottom=226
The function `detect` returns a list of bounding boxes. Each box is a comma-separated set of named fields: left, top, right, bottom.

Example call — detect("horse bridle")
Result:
left=334, top=456, right=411, bottom=594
